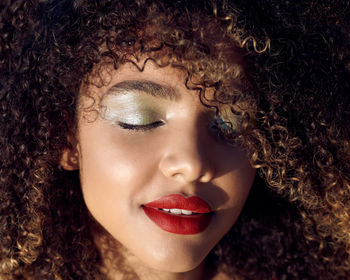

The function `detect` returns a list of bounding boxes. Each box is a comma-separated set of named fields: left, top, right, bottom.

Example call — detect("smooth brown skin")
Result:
left=61, top=61, right=256, bottom=280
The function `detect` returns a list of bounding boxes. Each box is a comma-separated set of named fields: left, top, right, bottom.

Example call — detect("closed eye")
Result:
left=210, top=116, right=235, bottom=141
left=117, top=121, right=165, bottom=131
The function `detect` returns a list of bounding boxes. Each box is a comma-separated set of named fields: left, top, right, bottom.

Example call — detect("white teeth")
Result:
left=169, top=208, right=182, bottom=214
left=159, top=208, right=194, bottom=215
left=181, top=209, right=193, bottom=215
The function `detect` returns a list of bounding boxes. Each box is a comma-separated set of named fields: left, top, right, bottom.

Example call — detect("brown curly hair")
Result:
left=0, top=0, right=349, bottom=279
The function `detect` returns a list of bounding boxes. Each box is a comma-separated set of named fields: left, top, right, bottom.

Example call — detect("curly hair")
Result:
left=0, top=0, right=349, bottom=279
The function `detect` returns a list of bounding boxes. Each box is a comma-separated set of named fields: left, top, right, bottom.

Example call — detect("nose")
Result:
left=158, top=128, right=215, bottom=183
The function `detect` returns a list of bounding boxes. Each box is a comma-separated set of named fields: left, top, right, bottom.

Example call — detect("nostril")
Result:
left=158, top=138, right=215, bottom=183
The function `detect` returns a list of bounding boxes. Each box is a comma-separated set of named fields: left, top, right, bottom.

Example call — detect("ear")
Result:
left=60, top=136, right=80, bottom=171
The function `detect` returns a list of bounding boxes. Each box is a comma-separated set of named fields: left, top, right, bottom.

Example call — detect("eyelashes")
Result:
left=117, top=115, right=235, bottom=141
left=117, top=120, right=165, bottom=131
left=210, top=116, right=233, bottom=133
left=210, top=116, right=235, bottom=141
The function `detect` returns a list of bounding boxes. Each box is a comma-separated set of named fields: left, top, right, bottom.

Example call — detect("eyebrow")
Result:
left=106, top=80, right=179, bottom=100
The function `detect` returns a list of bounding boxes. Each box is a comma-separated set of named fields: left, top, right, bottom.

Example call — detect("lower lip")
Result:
left=142, top=206, right=212, bottom=235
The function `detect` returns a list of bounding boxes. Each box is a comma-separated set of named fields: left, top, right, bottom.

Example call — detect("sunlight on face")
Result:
left=75, top=61, right=256, bottom=273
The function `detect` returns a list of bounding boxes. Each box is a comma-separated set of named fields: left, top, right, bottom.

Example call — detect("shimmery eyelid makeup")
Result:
left=100, top=91, right=165, bottom=126
left=100, top=90, right=240, bottom=135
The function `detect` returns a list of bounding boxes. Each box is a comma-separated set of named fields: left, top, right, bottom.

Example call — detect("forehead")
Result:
left=106, top=80, right=178, bottom=101
left=78, top=60, right=231, bottom=129
left=80, top=57, right=247, bottom=126
left=82, top=59, right=212, bottom=102
left=78, top=34, right=250, bottom=121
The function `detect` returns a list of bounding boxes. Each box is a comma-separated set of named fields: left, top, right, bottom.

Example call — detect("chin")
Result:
left=143, top=257, right=204, bottom=273
left=136, top=242, right=210, bottom=273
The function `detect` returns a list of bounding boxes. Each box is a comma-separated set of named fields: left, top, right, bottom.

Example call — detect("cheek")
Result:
left=78, top=120, right=154, bottom=187
left=214, top=161, right=256, bottom=230
left=227, top=163, right=256, bottom=205
left=76, top=121, right=159, bottom=228
left=208, top=142, right=256, bottom=210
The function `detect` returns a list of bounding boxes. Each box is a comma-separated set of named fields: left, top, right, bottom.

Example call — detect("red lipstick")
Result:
left=142, top=194, right=212, bottom=235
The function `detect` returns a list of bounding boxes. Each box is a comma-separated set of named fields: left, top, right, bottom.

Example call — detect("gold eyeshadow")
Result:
left=100, top=91, right=165, bottom=126
left=99, top=88, right=241, bottom=135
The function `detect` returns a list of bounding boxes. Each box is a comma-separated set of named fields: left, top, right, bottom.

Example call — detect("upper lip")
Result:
left=143, top=194, right=212, bottom=213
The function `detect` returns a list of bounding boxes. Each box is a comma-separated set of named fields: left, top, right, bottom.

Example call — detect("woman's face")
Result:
left=72, top=61, right=256, bottom=272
